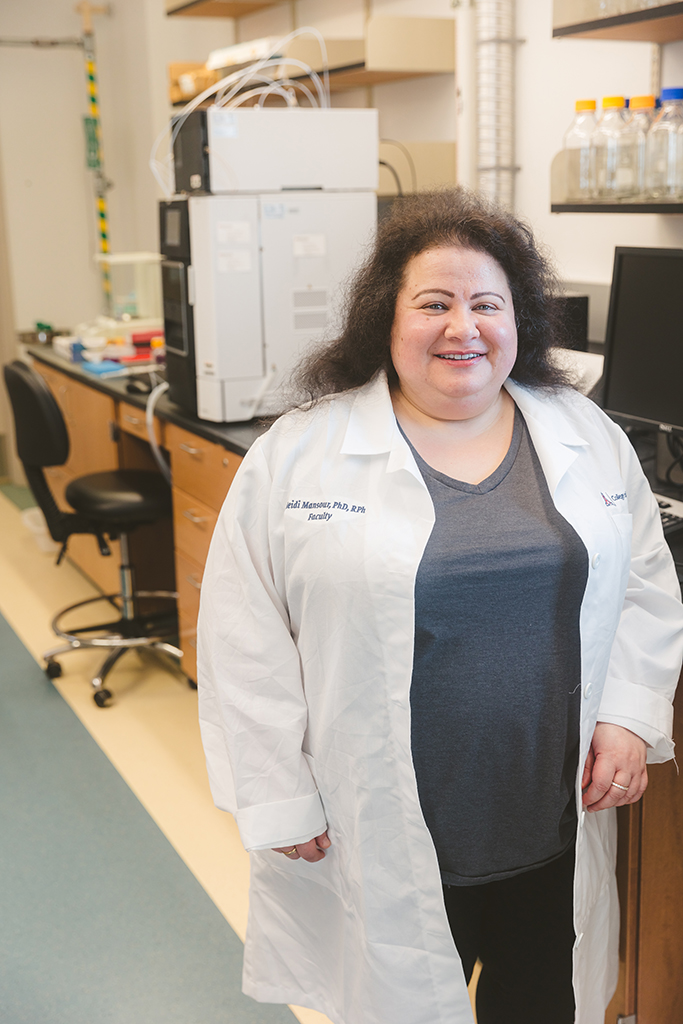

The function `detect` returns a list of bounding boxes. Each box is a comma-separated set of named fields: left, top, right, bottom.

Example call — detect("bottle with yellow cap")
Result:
left=591, top=96, right=637, bottom=199
left=646, top=88, right=683, bottom=200
left=563, top=100, right=597, bottom=201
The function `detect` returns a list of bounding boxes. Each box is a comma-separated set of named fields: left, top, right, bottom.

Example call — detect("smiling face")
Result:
left=390, top=246, right=518, bottom=421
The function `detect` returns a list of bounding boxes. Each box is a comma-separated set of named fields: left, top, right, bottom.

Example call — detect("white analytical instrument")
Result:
left=161, top=107, right=378, bottom=423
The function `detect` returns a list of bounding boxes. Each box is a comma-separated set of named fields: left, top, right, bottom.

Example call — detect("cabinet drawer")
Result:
left=119, top=401, right=164, bottom=446
left=166, top=422, right=241, bottom=512
left=173, top=487, right=218, bottom=566
left=175, top=549, right=203, bottom=622
left=179, top=611, right=197, bottom=683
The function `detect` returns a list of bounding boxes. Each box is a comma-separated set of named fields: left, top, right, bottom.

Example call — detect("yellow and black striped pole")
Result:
left=78, top=0, right=112, bottom=315
left=83, top=33, right=111, bottom=313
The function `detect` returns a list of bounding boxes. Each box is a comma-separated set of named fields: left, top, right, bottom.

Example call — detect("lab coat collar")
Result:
left=504, top=379, right=590, bottom=497
left=340, top=372, right=421, bottom=477
left=340, top=372, right=396, bottom=455
left=339, top=372, right=592, bottom=491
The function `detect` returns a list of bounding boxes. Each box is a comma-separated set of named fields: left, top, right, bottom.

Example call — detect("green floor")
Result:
left=0, top=610, right=296, bottom=1024
left=0, top=483, right=35, bottom=510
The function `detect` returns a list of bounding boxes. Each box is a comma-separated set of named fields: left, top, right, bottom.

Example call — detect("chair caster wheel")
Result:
left=45, top=660, right=62, bottom=679
left=93, top=688, right=113, bottom=708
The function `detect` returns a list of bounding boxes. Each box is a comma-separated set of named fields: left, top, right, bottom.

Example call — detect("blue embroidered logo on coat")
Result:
left=601, top=491, right=627, bottom=507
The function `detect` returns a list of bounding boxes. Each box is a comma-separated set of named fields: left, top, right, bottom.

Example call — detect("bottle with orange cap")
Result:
left=591, top=96, right=637, bottom=199
left=563, top=99, right=597, bottom=201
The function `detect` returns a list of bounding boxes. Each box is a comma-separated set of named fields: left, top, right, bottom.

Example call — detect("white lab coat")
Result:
left=197, top=373, right=683, bottom=1024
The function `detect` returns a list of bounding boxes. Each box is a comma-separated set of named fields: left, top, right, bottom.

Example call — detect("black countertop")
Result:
left=26, top=345, right=267, bottom=458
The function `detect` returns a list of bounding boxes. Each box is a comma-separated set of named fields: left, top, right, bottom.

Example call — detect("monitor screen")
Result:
left=602, top=246, right=683, bottom=432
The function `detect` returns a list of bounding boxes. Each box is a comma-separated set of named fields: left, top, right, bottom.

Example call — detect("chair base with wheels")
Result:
left=41, top=478, right=183, bottom=706
left=4, top=361, right=184, bottom=706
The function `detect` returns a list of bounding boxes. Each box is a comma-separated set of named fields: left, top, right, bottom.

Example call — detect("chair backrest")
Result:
left=3, top=361, right=78, bottom=546
left=3, top=360, right=69, bottom=468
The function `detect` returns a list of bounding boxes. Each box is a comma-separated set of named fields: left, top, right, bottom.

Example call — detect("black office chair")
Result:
left=3, top=360, right=181, bottom=706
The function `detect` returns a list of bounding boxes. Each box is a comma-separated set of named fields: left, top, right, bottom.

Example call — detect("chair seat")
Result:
left=65, top=470, right=172, bottom=526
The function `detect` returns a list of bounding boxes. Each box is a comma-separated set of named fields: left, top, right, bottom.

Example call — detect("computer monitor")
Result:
left=602, top=246, right=683, bottom=434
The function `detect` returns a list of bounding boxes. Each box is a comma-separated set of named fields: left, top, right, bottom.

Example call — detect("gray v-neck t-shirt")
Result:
left=405, top=407, right=589, bottom=886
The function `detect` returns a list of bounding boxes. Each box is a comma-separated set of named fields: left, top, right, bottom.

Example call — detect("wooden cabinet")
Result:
left=166, top=421, right=242, bottom=682
left=119, top=401, right=165, bottom=446
left=605, top=680, right=683, bottom=1024
left=35, top=363, right=118, bottom=480
left=172, top=489, right=218, bottom=568
left=166, top=422, right=241, bottom=510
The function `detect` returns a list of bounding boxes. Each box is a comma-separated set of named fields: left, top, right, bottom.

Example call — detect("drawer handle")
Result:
left=183, top=509, right=209, bottom=524
left=185, top=574, right=202, bottom=590
left=188, top=638, right=197, bottom=650
left=123, top=413, right=141, bottom=425
left=179, top=443, right=201, bottom=455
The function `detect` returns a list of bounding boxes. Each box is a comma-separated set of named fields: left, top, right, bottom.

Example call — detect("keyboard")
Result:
left=654, top=493, right=683, bottom=536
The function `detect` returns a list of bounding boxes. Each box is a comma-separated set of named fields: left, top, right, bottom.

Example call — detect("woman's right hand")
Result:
left=273, top=831, right=331, bottom=862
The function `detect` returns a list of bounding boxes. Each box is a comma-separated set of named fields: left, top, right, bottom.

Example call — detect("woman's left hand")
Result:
left=582, top=723, right=648, bottom=812
left=272, top=831, right=331, bottom=862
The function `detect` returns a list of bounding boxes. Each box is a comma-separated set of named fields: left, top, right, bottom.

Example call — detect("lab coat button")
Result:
left=583, top=682, right=593, bottom=699
left=591, top=553, right=601, bottom=569
left=580, top=810, right=586, bottom=828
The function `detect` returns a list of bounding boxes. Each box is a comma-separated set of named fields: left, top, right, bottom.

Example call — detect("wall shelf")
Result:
left=166, top=0, right=277, bottom=16
left=552, top=1, right=683, bottom=42
left=168, top=17, right=456, bottom=104
left=549, top=151, right=683, bottom=213
left=280, top=17, right=455, bottom=92
left=552, top=202, right=683, bottom=212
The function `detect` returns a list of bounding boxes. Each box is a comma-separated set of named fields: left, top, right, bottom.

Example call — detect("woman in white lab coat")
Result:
left=197, top=189, right=683, bottom=1024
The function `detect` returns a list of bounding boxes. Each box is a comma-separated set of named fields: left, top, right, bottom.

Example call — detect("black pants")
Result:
left=442, top=844, right=576, bottom=1024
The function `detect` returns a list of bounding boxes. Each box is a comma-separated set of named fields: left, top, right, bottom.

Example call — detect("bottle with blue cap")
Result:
left=646, top=87, right=683, bottom=199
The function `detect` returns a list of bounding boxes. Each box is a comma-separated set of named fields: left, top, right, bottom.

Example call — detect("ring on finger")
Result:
left=610, top=781, right=629, bottom=792
left=282, top=847, right=298, bottom=856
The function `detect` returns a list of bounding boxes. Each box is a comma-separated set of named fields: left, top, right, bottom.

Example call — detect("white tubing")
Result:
left=149, top=27, right=331, bottom=198
left=146, top=381, right=172, bottom=485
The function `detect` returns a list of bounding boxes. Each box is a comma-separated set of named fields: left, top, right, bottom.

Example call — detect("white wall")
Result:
left=514, top=0, right=683, bottom=286
left=3, top=0, right=682, bottom=331
left=0, top=0, right=235, bottom=332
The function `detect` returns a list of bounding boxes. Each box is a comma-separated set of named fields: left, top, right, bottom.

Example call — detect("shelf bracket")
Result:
left=651, top=42, right=661, bottom=97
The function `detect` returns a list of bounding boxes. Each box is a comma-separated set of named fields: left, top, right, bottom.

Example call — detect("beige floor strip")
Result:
left=0, top=491, right=477, bottom=1024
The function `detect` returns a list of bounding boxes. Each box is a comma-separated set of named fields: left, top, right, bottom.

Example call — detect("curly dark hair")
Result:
left=292, top=187, right=571, bottom=401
